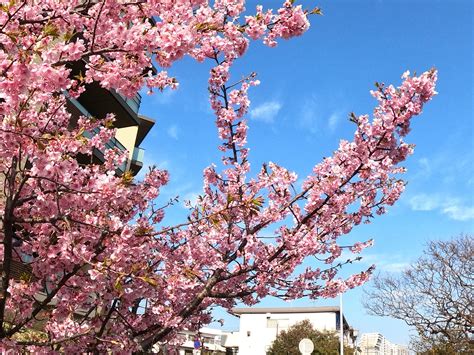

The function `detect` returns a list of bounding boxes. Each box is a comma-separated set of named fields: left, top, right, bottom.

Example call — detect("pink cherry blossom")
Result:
left=0, top=0, right=437, bottom=352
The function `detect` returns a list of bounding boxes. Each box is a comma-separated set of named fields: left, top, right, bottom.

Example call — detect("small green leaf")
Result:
left=139, top=276, right=158, bottom=287
left=310, top=7, right=323, bottom=15
left=114, top=276, right=123, bottom=293
left=121, top=170, right=134, bottom=185
left=252, top=196, right=264, bottom=207
left=63, top=30, right=76, bottom=42
left=43, top=23, right=59, bottom=37
left=74, top=71, right=85, bottom=83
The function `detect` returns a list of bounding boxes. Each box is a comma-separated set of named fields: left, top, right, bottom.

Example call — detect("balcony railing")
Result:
left=83, top=127, right=127, bottom=152
left=67, top=95, right=128, bottom=173
left=132, top=146, right=145, bottom=164
left=83, top=127, right=128, bottom=173
left=118, top=92, right=142, bottom=115
left=67, top=94, right=90, bottom=118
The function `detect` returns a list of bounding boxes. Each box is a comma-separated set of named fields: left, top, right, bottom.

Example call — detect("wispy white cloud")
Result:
left=359, top=253, right=410, bottom=273
left=160, top=182, right=193, bottom=198
left=408, top=194, right=474, bottom=221
left=382, top=262, right=411, bottom=273
left=159, top=182, right=202, bottom=209
left=167, top=125, right=179, bottom=140
left=250, top=101, right=282, bottom=123
left=409, top=194, right=440, bottom=211
left=411, top=154, right=473, bottom=188
left=468, top=177, right=474, bottom=186
left=417, top=157, right=432, bottom=178
left=299, top=95, right=319, bottom=134
left=299, top=95, right=345, bottom=134
left=338, top=249, right=410, bottom=273
left=328, top=111, right=343, bottom=132
left=152, top=88, right=176, bottom=105
left=442, top=204, right=474, bottom=221
left=182, top=191, right=201, bottom=209
left=135, top=157, right=169, bottom=181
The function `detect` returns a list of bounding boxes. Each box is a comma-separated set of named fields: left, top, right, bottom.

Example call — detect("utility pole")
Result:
left=340, top=293, right=344, bottom=355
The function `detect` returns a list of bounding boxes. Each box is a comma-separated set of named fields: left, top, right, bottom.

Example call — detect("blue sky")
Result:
left=138, top=0, right=473, bottom=346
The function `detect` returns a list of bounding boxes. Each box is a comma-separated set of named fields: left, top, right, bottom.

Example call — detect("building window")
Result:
left=266, top=319, right=278, bottom=328
left=266, top=319, right=289, bottom=334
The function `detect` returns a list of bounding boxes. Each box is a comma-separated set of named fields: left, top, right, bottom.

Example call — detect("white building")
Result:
left=232, top=306, right=357, bottom=355
left=177, top=327, right=227, bottom=355
left=358, top=333, right=408, bottom=355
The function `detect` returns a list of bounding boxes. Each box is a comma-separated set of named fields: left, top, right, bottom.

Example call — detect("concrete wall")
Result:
left=115, top=125, right=139, bottom=160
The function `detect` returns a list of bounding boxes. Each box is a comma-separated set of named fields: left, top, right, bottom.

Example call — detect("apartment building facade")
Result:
left=358, top=333, right=409, bottom=355
left=67, top=59, right=155, bottom=176
left=5, top=59, right=155, bottom=301
left=153, top=327, right=239, bottom=355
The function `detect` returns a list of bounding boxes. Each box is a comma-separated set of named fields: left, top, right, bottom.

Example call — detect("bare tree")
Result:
left=363, top=235, right=473, bottom=353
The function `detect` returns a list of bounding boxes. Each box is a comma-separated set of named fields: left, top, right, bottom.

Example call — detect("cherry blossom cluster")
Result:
left=0, top=0, right=436, bottom=352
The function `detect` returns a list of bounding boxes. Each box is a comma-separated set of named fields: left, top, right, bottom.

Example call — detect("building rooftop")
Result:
left=136, top=115, right=156, bottom=146
left=231, top=306, right=355, bottom=332
left=231, top=306, right=340, bottom=315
